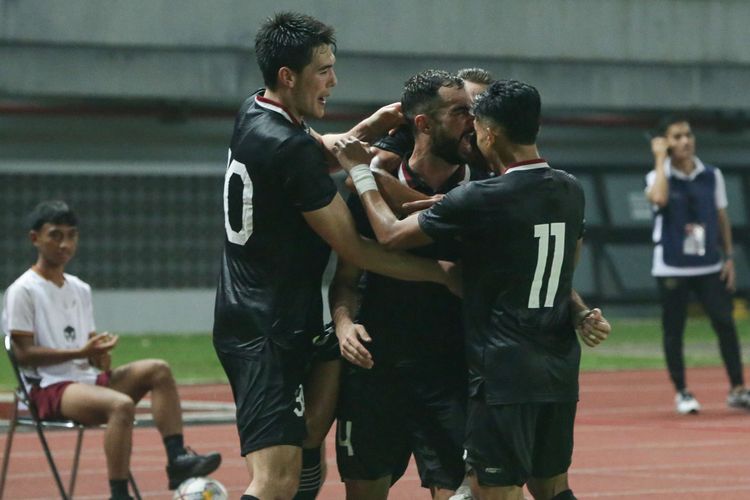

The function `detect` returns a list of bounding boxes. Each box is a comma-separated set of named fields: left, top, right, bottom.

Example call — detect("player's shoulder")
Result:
left=6, top=269, right=45, bottom=292
left=550, top=166, right=580, bottom=184
left=64, top=274, right=92, bottom=294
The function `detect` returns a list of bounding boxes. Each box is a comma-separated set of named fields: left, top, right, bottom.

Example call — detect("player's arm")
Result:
left=10, top=331, right=118, bottom=367
left=314, top=102, right=404, bottom=150
left=646, top=136, right=670, bottom=207
left=303, top=195, right=452, bottom=289
left=343, top=169, right=429, bottom=218
left=329, top=258, right=375, bottom=369
left=717, top=208, right=736, bottom=292
left=570, top=239, right=611, bottom=347
left=332, top=137, right=434, bottom=250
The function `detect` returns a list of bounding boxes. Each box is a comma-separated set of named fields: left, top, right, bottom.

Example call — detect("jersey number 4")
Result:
left=223, top=153, right=254, bottom=245
left=528, top=223, right=566, bottom=308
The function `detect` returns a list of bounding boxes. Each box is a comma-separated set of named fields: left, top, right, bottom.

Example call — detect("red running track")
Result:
left=2, top=367, right=750, bottom=499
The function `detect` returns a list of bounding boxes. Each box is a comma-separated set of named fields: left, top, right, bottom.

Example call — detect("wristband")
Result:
left=350, top=164, right=378, bottom=196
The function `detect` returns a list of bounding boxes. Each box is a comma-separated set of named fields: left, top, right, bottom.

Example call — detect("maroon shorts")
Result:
left=29, top=371, right=111, bottom=421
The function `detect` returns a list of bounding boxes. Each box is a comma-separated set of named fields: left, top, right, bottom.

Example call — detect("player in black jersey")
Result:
left=371, top=67, right=494, bottom=178
left=331, top=70, right=483, bottom=500
left=332, top=80, right=610, bottom=500
left=213, top=13, right=459, bottom=500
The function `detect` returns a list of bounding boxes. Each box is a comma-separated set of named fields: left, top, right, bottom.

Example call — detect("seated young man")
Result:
left=1, top=200, right=222, bottom=500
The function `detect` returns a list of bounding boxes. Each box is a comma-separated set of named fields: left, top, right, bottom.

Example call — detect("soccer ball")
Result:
left=172, top=476, right=228, bottom=500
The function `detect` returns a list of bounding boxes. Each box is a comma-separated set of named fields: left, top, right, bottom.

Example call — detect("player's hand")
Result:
left=721, top=258, right=736, bottom=292
left=576, top=309, right=610, bottom=347
left=81, top=332, right=118, bottom=357
left=364, top=102, right=405, bottom=138
left=89, top=351, right=112, bottom=371
left=332, top=136, right=374, bottom=172
left=401, top=194, right=445, bottom=214
left=440, top=260, right=463, bottom=298
left=336, top=323, right=374, bottom=369
left=651, top=137, right=669, bottom=161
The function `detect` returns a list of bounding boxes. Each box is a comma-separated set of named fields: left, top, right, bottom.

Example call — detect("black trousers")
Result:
left=657, top=272, right=743, bottom=392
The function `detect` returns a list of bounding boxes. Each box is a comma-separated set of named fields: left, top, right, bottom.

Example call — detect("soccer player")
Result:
left=333, top=80, right=609, bottom=500
left=370, top=67, right=494, bottom=177
left=1, top=201, right=221, bottom=500
left=331, top=70, right=483, bottom=500
left=212, top=12, right=458, bottom=500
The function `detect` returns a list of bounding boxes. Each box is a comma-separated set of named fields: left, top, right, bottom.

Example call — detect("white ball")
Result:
left=172, top=476, right=228, bottom=500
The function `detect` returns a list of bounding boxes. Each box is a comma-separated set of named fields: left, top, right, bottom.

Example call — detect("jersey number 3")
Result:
left=223, top=153, right=254, bottom=245
left=528, top=223, right=566, bottom=308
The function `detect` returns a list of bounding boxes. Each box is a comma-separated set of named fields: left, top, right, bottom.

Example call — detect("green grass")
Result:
left=580, top=317, right=750, bottom=371
left=1, top=318, right=747, bottom=390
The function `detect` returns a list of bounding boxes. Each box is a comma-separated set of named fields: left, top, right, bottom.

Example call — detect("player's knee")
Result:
left=142, top=359, right=175, bottom=389
left=108, top=394, right=135, bottom=422
left=255, top=470, right=299, bottom=498
left=303, top=415, right=329, bottom=447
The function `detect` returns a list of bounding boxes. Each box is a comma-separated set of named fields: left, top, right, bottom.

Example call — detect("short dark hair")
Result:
left=457, top=67, right=494, bottom=85
left=27, top=200, right=78, bottom=231
left=656, top=114, right=691, bottom=136
left=472, top=79, right=541, bottom=145
left=401, top=69, right=464, bottom=133
left=254, top=12, right=336, bottom=90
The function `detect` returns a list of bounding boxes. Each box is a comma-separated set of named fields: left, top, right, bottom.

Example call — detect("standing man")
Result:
left=213, top=12, right=458, bottom=500
left=331, top=70, right=482, bottom=500
left=333, top=80, right=610, bottom=500
left=1, top=201, right=221, bottom=500
left=646, top=115, right=748, bottom=414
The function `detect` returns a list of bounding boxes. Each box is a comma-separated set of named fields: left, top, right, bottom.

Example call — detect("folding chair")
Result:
left=0, top=335, right=141, bottom=499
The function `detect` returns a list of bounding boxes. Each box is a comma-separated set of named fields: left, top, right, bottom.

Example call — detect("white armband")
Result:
left=350, top=164, right=378, bottom=196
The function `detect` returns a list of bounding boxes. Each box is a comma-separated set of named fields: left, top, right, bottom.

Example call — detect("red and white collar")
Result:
left=255, top=95, right=301, bottom=126
left=504, top=158, right=549, bottom=174
left=398, top=161, right=471, bottom=188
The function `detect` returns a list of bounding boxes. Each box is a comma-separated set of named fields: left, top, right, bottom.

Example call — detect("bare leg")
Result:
left=245, top=445, right=301, bottom=499
left=109, top=359, right=182, bottom=436
left=61, top=383, right=135, bottom=480
left=432, top=486, right=457, bottom=499
left=470, top=474, right=525, bottom=500
left=344, top=477, right=391, bottom=500
left=527, top=473, right=570, bottom=500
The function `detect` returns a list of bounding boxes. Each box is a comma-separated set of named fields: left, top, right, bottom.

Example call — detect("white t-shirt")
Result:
left=645, top=157, right=728, bottom=277
left=2, top=269, right=100, bottom=388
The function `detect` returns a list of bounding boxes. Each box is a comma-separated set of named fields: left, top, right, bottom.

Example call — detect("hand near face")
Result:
left=332, top=136, right=374, bottom=172
left=651, top=136, right=669, bottom=160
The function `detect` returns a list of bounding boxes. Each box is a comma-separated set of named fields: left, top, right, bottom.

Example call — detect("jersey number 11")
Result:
left=528, top=223, right=566, bottom=309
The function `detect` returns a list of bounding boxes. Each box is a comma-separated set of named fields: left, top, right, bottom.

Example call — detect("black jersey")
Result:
left=418, top=160, right=585, bottom=404
left=350, top=159, right=488, bottom=366
left=372, top=125, right=414, bottom=157
left=213, top=92, right=338, bottom=352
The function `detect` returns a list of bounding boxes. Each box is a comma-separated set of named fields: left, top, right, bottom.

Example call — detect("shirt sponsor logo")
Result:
left=63, top=326, right=76, bottom=342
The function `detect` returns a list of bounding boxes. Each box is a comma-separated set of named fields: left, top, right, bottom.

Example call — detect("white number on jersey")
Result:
left=223, top=150, right=254, bottom=245
left=528, top=223, right=566, bottom=308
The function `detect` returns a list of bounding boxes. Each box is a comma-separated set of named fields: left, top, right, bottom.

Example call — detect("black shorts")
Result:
left=465, top=397, right=577, bottom=487
left=215, top=336, right=310, bottom=456
left=336, top=363, right=466, bottom=490
left=310, top=322, right=340, bottom=364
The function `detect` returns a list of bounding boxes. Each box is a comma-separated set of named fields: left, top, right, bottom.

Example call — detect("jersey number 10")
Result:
left=224, top=153, right=254, bottom=245
left=528, top=223, right=566, bottom=309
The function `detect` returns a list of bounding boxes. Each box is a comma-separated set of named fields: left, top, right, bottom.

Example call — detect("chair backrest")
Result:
left=4, top=335, right=41, bottom=419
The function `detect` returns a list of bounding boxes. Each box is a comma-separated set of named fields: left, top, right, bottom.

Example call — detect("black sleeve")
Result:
left=372, top=125, right=414, bottom=157
left=346, top=193, right=376, bottom=239
left=418, top=183, right=474, bottom=241
left=276, top=134, right=338, bottom=212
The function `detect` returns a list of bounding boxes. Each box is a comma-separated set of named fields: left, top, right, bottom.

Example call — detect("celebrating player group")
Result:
left=214, top=11, right=611, bottom=500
